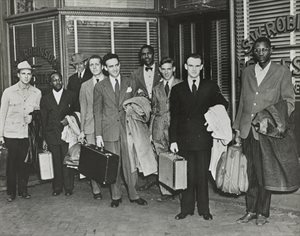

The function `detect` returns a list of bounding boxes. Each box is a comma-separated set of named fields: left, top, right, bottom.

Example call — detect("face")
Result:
left=253, top=41, right=272, bottom=67
left=184, top=57, right=203, bottom=79
left=159, top=63, right=175, bottom=81
left=75, top=61, right=85, bottom=73
left=50, top=73, right=63, bottom=92
left=105, top=58, right=120, bottom=78
left=18, top=69, right=32, bottom=85
left=89, top=58, right=102, bottom=76
left=140, top=48, right=154, bottom=66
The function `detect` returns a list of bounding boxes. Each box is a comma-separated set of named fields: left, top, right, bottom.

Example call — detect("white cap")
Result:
left=17, top=61, right=32, bottom=70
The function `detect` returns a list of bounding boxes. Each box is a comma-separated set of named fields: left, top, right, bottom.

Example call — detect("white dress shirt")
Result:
left=188, top=77, right=200, bottom=92
left=53, top=88, right=63, bottom=105
left=109, top=75, right=121, bottom=92
left=144, top=64, right=155, bottom=98
left=255, top=61, right=271, bottom=86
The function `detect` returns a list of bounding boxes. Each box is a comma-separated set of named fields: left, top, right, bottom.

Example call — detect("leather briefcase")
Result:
left=158, top=152, right=187, bottom=190
left=38, top=150, right=54, bottom=180
left=79, top=144, right=119, bottom=185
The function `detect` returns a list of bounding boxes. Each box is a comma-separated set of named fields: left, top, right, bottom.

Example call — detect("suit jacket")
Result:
left=93, top=76, right=135, bottom=142
left=79, top=78, right=98, bottom=135
left=130, top=63, right=161, bottom=98
left=233, top=62, right=295, bottom=139
left=150, top=78, right=182, bottom=151
left=67, top=69, right=93, bottom=111
left=40, top=89, right=76, bottom=145
left=169, top=79, right=228, bottom=151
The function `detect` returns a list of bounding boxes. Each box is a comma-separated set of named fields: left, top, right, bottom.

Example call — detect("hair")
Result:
left=88, top=54, right=103, bottom=64
left=48, top=71, right=62, bottom=82
left=253, top=37, right=272, bottom=49
left=185, top=53, right=202, bottom=64
left=159, top=57, right=175, bottom=67
left=103, top=53, right=119, bottom=66
left=139, top=44, right=155, bottom=56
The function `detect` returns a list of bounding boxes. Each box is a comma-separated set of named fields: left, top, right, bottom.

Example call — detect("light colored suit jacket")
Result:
left=233, top=62, right=295, bottom=139
left=93, top=76, right=135, bottom=142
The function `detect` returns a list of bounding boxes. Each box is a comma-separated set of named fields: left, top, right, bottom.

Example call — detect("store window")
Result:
left=64, top=0, right=155, bottom=9
left=12, top=0, right=57, bottom=14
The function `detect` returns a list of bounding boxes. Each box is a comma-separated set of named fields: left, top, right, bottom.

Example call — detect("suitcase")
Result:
left=38, top=150, right=54, bottom=180
left=0, top=144, right=8, bottom=177
left=158, top=152, right=187, bottom=190
left=78, top=144, right=119, bottom=185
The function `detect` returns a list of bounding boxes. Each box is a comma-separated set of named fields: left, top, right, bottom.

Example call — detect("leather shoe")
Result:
left=93, top=193, right=102, bottom=200
left=129, top=198, right=148, bottom=205
left=237, top=212, right=256, bottom=223
left=21, top=193, right=31, bottom=199
left=65, top=191, right=73, bottom=196
left=111, top=199, right=122, bottom=208
left=200, top=213, right=213, bottom=220
left=175, top=212, right=194, bottom=220
left=256, top=214, right=268, bottom=226
left=7, top=195, right=16, bottom=202
left=52, top=191, right=61, bottom=196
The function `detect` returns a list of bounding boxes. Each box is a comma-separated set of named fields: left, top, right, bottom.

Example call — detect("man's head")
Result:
left=139, top=44, right=155, bottom=67
left=17, top=61, right=33, bottom=86
left=184, top=53, right=203, bottom=79
left=49, top=71, right=63, bottom=92
left=70, top=53, right=88, bottom=73
left=89, top=55, right=103, bottom=76
left=252, top=37, right=272, bottom=68
left=159, top=57, right=176, bottom=81
left=103, top=53, right=120, bottom=79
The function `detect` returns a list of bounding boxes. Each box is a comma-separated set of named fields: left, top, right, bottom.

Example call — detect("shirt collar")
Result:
left=163, top=77, right=174, bottom=86
left=144, top=64, right=155, bottom=71
left=255, top=61, right=271, bottom=71
left=109, top=74, right=121, bottom=83
left=52, top=88, right=63, bottom=95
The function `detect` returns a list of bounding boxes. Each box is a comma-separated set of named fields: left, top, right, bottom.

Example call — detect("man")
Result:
left=78, top=55, right=105, bottom=200
left=169, top=53, right=228, bottom=220
left=93, top=53, right=147, bottom=208
left=0, top=61, right=41, bottom=202
left=233, top=37, right=295, bottom=226
left=150, top=57, right=182, bottom=201
left=67, top=52, right=93, bottom=110
left=130, top=44, right=161, bottom=99
left=40, top=71, right=77, bottom=196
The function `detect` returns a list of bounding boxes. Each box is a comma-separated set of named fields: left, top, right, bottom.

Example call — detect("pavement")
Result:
left=0, top=177, right=299, bottom=236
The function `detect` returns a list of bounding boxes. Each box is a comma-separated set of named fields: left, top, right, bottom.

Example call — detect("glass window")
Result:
left=13, top=0, right=56, bottom=14
left=64, top=0, right=155, bottom=9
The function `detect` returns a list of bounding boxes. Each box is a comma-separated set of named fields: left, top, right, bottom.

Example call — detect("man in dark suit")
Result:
left=40, top=71, right=77, bottom=196
left=169, top=53, right=228, bottom=220
left=67, top=53, right=93, bottom=110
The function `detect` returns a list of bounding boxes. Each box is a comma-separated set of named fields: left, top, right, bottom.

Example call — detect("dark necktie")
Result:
left=96, top=79, right=99, bottom=83
left=145, top=67, right=152, bottom=72
left=192, top=80, right=197, bottom=95
left=115, top=78, right=120, bottom=103
left=165, top=81, right=170, bottom=96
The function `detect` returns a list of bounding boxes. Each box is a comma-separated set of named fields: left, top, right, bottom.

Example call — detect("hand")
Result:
left=96, top=136, right=104, bottom=147
left=24, top=114, right=32, bottom=124
left=43, top=140, right=48, bottom=151
left=0, top=137, right=4, bottom=144
left=60, top=118, right=69, bottom=126
left=170, top=142, right=179, bottom=153
left=78, top=131, right=86, bottom=143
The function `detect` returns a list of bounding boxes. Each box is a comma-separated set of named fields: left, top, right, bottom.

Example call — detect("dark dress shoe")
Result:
left=52, top=191, right=61, bottom=196
left=111, top=199, right=122, bottom=208
left=175, top=212, right=194, bottom=220
left=129, top=198, right=148, bottom=205
left=237, top=212, right=256, bottom=223
left=256, top=214, right=268, bottom=226
left=202, top=213, right=213, bottom=220
left=7, top=195, right=16, bottom=202
left=21, top=193, right=31, bottom=199
left=93, top=193, right=102, bottom=200
left=65, top=191, right=73, bottom=196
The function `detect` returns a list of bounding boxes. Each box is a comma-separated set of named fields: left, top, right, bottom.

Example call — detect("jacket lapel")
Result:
left=119, top=76, right=130, bottom=106
left=103, top=77, right=117, bottom=105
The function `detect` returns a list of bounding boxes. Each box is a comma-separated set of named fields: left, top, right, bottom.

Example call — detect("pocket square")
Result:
left=126, top=87, right=132, bottom=93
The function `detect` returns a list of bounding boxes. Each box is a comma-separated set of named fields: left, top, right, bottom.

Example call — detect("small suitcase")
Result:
left=38, top=150, right=54, bottom=180
left=158, top=152, right=187, bottom=190
left=78, top=144, right=119, bottom=184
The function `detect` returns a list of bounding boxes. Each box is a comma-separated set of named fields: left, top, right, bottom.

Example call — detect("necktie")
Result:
left=115, top=78, right=120, bottom=104
left=192, top=80, right=197, bottom=95
left=96, top=79, right=99, bottom=83
left=165, top=81, right=170, bottom=96
left=145, top=67, right=152, bottom=72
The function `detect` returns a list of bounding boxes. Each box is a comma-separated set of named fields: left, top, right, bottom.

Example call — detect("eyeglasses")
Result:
left=253, top=48, right=270, bottom=54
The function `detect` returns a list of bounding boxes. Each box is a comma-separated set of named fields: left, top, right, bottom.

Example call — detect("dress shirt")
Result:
left=109, top=75, right=121, bottom=92
left=255, top=61, right=271, bottom=86
left=163, top=77, right=174, bottom=88
left=93, top=74, right=104, bottom=86
left=53, top=88, right=63, bottom=105
left=144, top=64, right=155, bottom=98
left=78, top=69, right=86, bottom=79
left=188, top=77, right=200, bottom=93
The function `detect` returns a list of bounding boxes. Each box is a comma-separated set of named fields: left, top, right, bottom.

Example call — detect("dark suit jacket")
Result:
left=169, top=79, right=228, bottom=151
left=130, top=63, right=161, bottom=98
left=40, top=89, right=76, bottom=145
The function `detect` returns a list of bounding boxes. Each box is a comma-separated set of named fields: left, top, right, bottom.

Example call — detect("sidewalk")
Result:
left=0, top=178, right=299, bottom=236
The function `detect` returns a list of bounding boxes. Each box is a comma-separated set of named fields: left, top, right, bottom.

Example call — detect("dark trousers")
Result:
left=243, top=130, right=271, bottom=217
left=48, top=143, right=74, bottom=193
left=5, top=138, right=30, bottom=196
left=179, top=149, right=211, bottom=215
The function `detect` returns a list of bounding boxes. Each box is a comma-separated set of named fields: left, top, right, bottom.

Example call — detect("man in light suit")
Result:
left=79, top=55, right=105, bottom=200
left=169, top=53, right=228, bottom=220
left=40, top=71, right=77, bottom=196
left=93, top=53, right=147, bottom=208
left=150, top=57, right=182, bottom=201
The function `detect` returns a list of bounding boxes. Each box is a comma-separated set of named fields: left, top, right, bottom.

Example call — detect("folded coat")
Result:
left=252, top=100, right=300, bottom=192
left=123, top=96, right=157, bottom=176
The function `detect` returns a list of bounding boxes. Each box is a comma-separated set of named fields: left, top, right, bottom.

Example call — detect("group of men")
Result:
left=0, top=37, right=296, bottom=226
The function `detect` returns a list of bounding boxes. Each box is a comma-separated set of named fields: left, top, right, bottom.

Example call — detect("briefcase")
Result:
left=38, top=150, right=54, bottom=180
left=78, top=144, right=119, bottom=185
left=158, top=152, right=187, bottom=190
left=0, top=144, right=8, bottom=177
